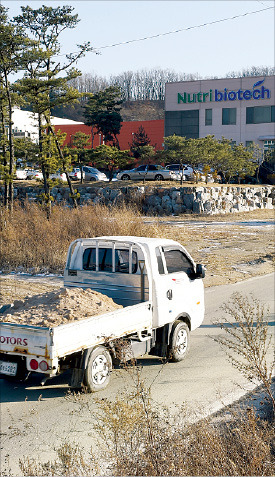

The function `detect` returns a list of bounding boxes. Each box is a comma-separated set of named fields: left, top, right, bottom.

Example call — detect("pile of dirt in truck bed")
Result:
left=0, top=287, right=122, bottom=327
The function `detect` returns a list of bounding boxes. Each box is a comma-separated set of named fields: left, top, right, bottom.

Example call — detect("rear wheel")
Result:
left=83, top=346, right=112, bottom=392
left=121, top=174, right=130, bottom=180
left=90, top=177, right=97, bottom=182
left=155, top=174, right=164, bottom=181
left=169, top=321, right=190, bottom=362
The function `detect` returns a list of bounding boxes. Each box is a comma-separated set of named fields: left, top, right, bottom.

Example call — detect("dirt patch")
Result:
left=0, top=287, right=122, bottom=327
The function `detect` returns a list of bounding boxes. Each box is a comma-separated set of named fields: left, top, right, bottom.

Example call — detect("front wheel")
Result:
left=155, top=174, right=164, bottom=181
left=83, top=346, right=112, bottom=392
left=121, top=174, right=130, bottom=180
left=169, top=321, right=190, bottom=362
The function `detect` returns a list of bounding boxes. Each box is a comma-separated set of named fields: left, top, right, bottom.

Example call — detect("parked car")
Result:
left=116, top=164, right=179, bottom=181
left=15, top=169, right=27, bottom=180
left=166, top=164, right=194, bottom=179
left=83, top=166, right=108, bottom=182
left=69, top=168, right=81, bottom=181
left=49, top=171, right=67, bottom=182
left=26, top=169, right=43, bottom=180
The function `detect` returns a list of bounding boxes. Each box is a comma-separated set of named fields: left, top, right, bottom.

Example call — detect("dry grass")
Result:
left=17, top=384, right=275, bottom=477
left=0, top=203, right=273, bottom=289
left=19, top=442, right=98, bottom=476
left=0, top=202, right=160, bottom=273
left=214, top=293, right=275, bottom=414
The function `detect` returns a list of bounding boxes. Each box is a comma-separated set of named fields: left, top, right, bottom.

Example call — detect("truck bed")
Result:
left=0, top=301, right=152, bottom=361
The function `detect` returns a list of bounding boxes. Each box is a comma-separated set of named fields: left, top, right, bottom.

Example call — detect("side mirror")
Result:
left=195, top=264, right=205, bottom=279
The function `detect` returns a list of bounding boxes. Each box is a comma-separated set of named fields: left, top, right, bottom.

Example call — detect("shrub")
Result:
left=214, top=293, right=275, bottom=415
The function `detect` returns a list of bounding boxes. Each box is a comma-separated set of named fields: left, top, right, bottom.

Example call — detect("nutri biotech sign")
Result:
left=178, top=79, right=271, bottom=104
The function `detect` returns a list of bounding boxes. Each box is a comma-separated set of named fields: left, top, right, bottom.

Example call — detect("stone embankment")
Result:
left=2, top=184, right=275, bottom=215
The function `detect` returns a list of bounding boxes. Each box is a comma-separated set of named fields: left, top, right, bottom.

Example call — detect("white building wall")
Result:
left=11, top=108, right=83, bottom=143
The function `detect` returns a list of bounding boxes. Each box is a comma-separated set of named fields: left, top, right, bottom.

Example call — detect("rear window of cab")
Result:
left=83, top=248, right=138, bottom=273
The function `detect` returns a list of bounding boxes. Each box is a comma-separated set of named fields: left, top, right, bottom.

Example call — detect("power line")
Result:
left=94, top=6, right=273, bottom=51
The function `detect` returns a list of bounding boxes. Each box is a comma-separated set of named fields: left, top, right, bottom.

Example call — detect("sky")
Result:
left=2, top=0, right=274, bottom=79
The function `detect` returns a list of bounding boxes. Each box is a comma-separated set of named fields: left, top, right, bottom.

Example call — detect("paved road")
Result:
left=0, top=273, right=274, bottom=475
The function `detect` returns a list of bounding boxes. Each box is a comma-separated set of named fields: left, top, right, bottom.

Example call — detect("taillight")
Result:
left=30, top=359, right=38, bottom=370
left=39, top=360, right=49, bottom=371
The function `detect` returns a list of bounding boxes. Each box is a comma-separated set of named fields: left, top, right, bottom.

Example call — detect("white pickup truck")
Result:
left=0, top=236, right=205, bottom=392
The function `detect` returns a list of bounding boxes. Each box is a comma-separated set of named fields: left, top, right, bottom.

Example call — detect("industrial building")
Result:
left=165, top=75, right=275, bottom=154
left=11, top=75, right=274, bottom=156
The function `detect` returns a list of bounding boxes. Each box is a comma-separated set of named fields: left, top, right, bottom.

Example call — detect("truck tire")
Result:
left=83, top=346, right=112, bottom=392
left=169, top=321, right=190, bottom=362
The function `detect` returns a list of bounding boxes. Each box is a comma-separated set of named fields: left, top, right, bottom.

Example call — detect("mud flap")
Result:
left=70, top=368, right=85, bottom=389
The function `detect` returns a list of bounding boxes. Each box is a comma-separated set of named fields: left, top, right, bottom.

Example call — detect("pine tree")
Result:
left=0, top=5, right=34, bottom=209
left=83, top=86, right=123, bottom=149
left=130, top=125, right=151, bottom=159
left=14, top=5, right=94, bottom=212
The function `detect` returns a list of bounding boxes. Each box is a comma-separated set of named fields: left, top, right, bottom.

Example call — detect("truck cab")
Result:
left=64, top=236, right=204, bottom=330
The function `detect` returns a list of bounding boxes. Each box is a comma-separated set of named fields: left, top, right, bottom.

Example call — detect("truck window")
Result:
left=163, top=248, right=194, bottom=275
left=83, top=248, right=138, bottom=273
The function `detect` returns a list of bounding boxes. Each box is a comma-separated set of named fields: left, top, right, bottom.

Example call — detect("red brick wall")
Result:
left=54, top=119, right=164, bottom=150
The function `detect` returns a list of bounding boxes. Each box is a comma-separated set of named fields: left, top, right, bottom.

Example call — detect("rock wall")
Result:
left=2, top=184, right=275, bottom=215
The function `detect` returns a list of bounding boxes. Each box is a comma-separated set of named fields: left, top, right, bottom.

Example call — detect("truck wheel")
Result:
left=169, top=321, right=190, bottom=362
left=83, top=346, right=112, bottom=392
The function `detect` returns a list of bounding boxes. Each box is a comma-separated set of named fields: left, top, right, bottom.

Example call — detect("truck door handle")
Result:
left=167, top=289, right=173, bottom=300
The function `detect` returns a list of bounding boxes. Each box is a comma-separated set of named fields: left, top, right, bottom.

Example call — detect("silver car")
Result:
left=26, top=169, right=43, bottom=180
left=117, top=164, right=179, bottom=181
left=166, top=164, right=194, bottom=179
left=83, top=166, right=108, bottom=182
left=69, top=167, right=81, bottom=181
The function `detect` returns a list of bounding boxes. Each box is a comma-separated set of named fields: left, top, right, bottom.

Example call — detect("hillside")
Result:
left=50, top=99, right=164, bottom=123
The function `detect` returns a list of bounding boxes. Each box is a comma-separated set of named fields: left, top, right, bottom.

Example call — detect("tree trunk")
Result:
left=180, top=164, right=184, bottom=185
left=39, top=114, right=52, bottom=218
left=0, top=108, right=9, bottom=208
left=47, top=123, right=78, bottom=208
left=4, top=71, right=14, bottom=211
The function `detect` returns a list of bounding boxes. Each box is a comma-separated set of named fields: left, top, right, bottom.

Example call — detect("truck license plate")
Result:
left=0, top=361, right=17, bottom=376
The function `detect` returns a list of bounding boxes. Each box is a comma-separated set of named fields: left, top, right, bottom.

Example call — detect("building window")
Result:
left=264, top=140, right=275, bottom=151
left=246, top=106, right=275, bottom=124
left=205, top=109, right=212, bottom=126
left=165, top=110, right=199, bottom=139
left=222, top=108, right=236, bottom=125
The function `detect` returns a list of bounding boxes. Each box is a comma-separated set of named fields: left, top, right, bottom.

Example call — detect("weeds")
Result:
left=19, top=442, right=98, bottom=476
left=0, top=202, right=160, bottom=273
left=7, top=299, right=275, bottom=476
left=9, top=386, right=275, bottom=477
left=0, top=202, right=274, bottom=287
left=214, top=293, right=275, bottom=414
left=90, top=360, right=275, bottom=476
